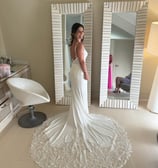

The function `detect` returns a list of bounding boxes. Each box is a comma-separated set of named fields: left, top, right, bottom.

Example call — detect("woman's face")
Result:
left=75, top=26, right=84, bottom=41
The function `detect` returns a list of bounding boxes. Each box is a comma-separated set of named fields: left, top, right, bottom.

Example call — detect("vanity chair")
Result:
left=6, top=77, right=50, bottom=128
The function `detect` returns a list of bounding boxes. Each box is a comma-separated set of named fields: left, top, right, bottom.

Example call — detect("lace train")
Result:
left=31, top=112, right=132, bottom=168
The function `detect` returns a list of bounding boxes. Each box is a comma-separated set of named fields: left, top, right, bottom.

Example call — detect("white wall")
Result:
left=140, top=0, right=158, bottom=100
left=0, top=0, right=157, bottom=102
left=0, top=25, right=7, bottom=56
left=0, top=0, right=54, bottom=98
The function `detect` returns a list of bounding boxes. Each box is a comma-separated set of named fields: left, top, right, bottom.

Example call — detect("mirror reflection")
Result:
left=107, top=12, right=136, bottom=100
left=62, top=14, right=84, bottom=96
left=99, top=0, right=148, bottom=109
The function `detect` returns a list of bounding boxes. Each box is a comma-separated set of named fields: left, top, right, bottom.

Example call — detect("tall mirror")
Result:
left=51, top=3, right=93, bottom=105
left=99, top=0, right=148, bottom=109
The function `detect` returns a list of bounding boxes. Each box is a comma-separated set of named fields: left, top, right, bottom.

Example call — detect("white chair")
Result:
left=7, top=77, right=50, bottom=128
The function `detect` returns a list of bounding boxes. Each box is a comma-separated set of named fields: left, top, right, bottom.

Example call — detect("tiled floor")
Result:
left=0, top=101, right=158, bottom=168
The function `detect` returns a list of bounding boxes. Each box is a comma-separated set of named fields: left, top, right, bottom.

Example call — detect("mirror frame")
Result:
left=99, top=0, right=148, bottom=109
left=51, top=2, right=93, bottom=105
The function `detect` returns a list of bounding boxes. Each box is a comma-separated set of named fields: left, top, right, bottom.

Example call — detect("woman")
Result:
left=31, top=23, right=132, bottom=168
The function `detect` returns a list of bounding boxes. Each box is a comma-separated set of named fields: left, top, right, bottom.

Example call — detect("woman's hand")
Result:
left=84, top=72, right=89, bottom=80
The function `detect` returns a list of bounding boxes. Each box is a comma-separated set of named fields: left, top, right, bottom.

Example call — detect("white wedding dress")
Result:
left=31, top=49, right=132, bottom=168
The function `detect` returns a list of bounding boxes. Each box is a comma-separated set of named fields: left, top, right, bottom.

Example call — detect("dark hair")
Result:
left=70, top=23, right=84, bottom=46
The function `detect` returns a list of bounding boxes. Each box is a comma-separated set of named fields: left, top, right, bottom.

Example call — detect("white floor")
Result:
left=0, top=101, right=158, bottom=168
left=108, top=90, right=130, bottom=100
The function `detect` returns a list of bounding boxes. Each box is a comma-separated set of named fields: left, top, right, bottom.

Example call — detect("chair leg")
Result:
left=18, top=105, right=47, bottom=128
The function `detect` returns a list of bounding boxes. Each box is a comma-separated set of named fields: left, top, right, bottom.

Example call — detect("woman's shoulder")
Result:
left=76, top=42, right=84, bottom=51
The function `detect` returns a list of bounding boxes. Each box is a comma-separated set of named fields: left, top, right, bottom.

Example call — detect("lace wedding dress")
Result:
left=31, top=49, right=132, bottom=168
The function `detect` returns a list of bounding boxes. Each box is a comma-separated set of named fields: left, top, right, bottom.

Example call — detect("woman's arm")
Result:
left=76, top=43, right=89, bottom=80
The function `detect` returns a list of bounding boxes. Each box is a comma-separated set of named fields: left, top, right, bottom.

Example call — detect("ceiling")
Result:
left=111, top=12, right=136, bottom=39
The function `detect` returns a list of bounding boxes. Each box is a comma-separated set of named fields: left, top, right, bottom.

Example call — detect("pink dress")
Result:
left=108, top=54, right=112, bottom=89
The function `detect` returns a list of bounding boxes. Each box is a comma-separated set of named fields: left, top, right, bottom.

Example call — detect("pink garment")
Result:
left=0, top=64, right=11, bottom=79
left=108, top=55, right=112, bottom=89
left=108, top=64, right=112, bottom=89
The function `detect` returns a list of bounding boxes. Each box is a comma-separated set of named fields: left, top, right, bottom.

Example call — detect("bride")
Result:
left=31, top=23, right=132, bottom=168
